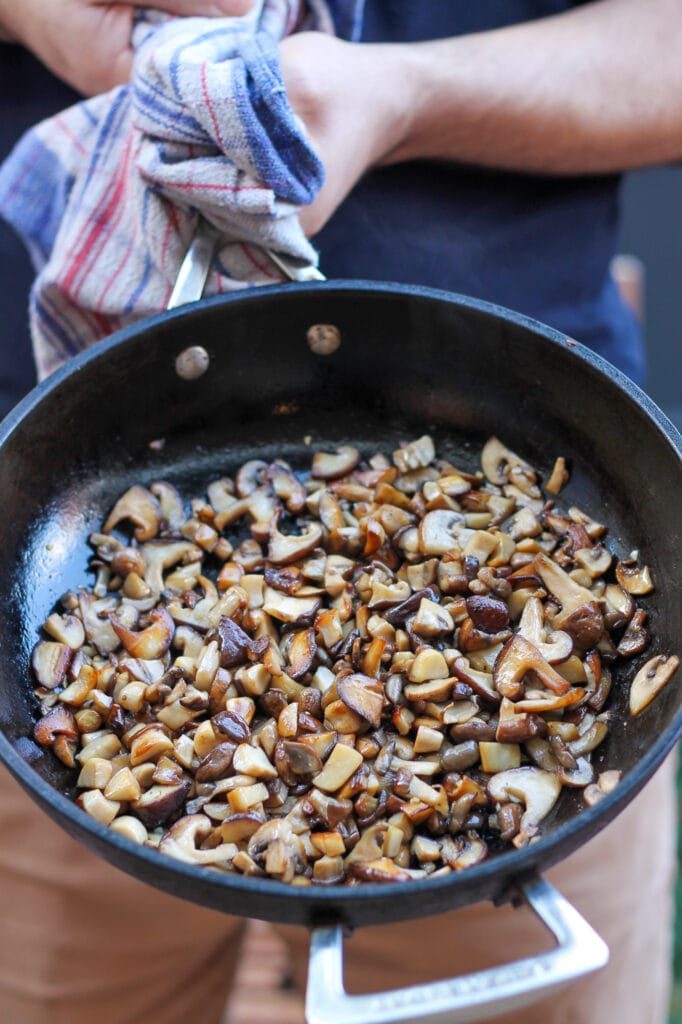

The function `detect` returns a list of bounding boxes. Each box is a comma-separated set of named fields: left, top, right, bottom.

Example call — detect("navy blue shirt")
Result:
left=0, top=1, right=644, bottom=419
left=318, top=0, right=645, bottom=384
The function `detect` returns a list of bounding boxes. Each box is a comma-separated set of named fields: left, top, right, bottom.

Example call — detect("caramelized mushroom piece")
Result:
left=616, top=609, right=650, bottom=658
left=488, top=767, right=561, bottom=844
left=517, top=597, right=573, bottom=664
left=268, top=518, right=324, bottom=566
left=150, top=481, right=185, bottom=531
left=159, top=816, right=237, bottom=865
left=629, top=654, right=679, bottom=716
left=104, top=485, right=160, bottom=542
left=131, top=780, right=191, bottom=829
left=534, top=552, right=604, bottom=648
left=111, top=607, right=175, bottom=659
left=266, top=463, right=307, bottom=513
left=31, top=641, right=73, bottom=690
left=336, top=674, right=384, bottom=729
left=34, top=705, right=78, bottom=746
left=615, top=560, right=654, bottom=596
left=311, top=446, right=361, bottom=480
left=418, top=510, right=467, bottom=556
left=481, top=437, right=536, bottom=488
left=493, top=635, right=571, bottom=700
left=236, top=460, right=268, bottom=498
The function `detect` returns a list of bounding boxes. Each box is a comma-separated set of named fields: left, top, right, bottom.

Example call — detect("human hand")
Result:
left=279, top=32, right=414, bottom=236
left=0, top=0, right=255, bottom=96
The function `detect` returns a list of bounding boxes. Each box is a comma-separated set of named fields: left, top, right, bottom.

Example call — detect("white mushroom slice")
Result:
left=518, top=597, right=573, bottom=664
left=236, top=460, right=268, bottom=498
left=481, top=437, right=536, bottom=488
left=232, top=744, right=278, bottom=780
left=31, top=641, right=73, bottom=689
left=629, top=654, right=679, bottom=716
left=104, top=485, right=160, bottom=542
left=311, top=446, right=361, bottom=480
left=487, top=767, right=561, bottom=838
left=268, top=519, right=324, bottom=565
left=513, top=687, right=585, bottom=714
left=141, top=540, right=201, bottom=595
left=159, top=816, right=238, bottom=866
left=207, top=478, right=236, bottom=515
left=43, top=613, right=85, bottom=650
left=78, top=592, right=119, bottom=654
left=262, top=586, right=321, bottom=624
left=575, top=545, right=612, bottom=578
left=412, top=598, right=454, bottom=638
left=494, top=635, right=571, bottom=700
left=408, top=648, right=449, bottom=682
left=111, top=607, right=175, bottom=659
left=545, top=456, right=569, bottom=495
left=267, top=463, right=307, bottom=513
left=418, top=510, right=467, bottom=556
left=150, top=481, right=185, bottom=531
left=479, top=742, right=521, bottom=773
left=392, top=435, right=435, bottom=474
left=534, top=552, right=604, bottom=648
left=558, top=756, right=594, bottom=788
left=616, top=561, right=654, bottom=596
left=312, top=744, right=363, bottom=793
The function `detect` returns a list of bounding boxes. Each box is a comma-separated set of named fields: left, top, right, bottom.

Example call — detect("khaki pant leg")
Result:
left=278, top=757, right=677, bottom=1024
left=0, top=766, right=244, bottom=1024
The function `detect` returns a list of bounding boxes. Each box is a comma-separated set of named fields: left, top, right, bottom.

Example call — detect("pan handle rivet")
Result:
left=175, top=345, right=210, bottom=380
left=307, top=324, right=341, bottom=356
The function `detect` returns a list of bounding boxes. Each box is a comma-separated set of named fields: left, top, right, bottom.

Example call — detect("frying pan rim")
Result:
left=0, top=280, right=680, bottom=919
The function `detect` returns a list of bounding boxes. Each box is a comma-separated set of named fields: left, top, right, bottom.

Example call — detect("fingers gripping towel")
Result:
left=0, top=1, right=363, bottom=379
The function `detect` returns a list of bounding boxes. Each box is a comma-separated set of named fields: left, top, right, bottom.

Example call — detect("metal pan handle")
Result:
left=167, top=224, right=324, bottom=310
left=305, top=875, right=608, bottom=1024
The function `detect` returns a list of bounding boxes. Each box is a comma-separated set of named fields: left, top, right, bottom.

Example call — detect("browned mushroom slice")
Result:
left=558, top=756, right=594, bottom=788
left=465, top=595, right=510, bottom=634
left=441, top=832, right=488, bottom=871
left=141, top=540, right=200, bottom=594
left=286, top=628, right=317, bottom=679
left=268, top=517, right=324, bottom=566
left=150, top=481, right=185, bottom=531
left=629, top=654, right=679, bottom=716
left=349, top=857, right=412, bottom=882
left=43, top=613, right=85, bottom=650
left=195, top=742, right=237, bottom=783
left=266, top=463, right=307, bottom=513
left=78, top=592, right=120, bottom=654
left=33, top=705, right=78, bottom=746
left=451, top=657, right=500, bottom=704
left=487, top=767, right=561, bottom=842
left=533, top=552, right=604, bottom=648
left=311, top=446, right=361, bottom=480
left=104, top=485, right=160, bottom=542
left=418, top=510, right=468, bottom=556
left=412, top=597, right=454, bottom=638
left=545, top=456, right=569, bottom=495
left=131, top=780, right=191, bottom=829
left=276, top=740, right=323, bottom=780
left=493, top=635, right=571, bottom=700
left=603, top=584, right=635, bottom=632
left=517, top=597, right=573, bottom=664
left=110, top=607, right=174, bottom=659
left=481, top=437, right=537, bottom=488
left=336, top=673, right=384, bottom=729
left=159, top=816, right=237, bottom=866
left=236, top=460, right=268, bottom=498
left=218, top=616, right=254, bottom=667
left=262, top=586, right=321, bottom=625
left=616, top=609, right=650, bottom=658
left=615, top=560, right=654, bottom=596
left=212, top=709, right=251, bottom=743
left=220, top=812, right=264, bottom=845
left=512, top=687, right=586, bottom=714
left=392, top=435, right=435, bottom=474
left=31, top=641, right=73, bottom=690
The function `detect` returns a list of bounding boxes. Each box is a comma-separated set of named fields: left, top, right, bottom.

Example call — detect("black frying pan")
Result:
left=0, top=281, right=679, bottom=1023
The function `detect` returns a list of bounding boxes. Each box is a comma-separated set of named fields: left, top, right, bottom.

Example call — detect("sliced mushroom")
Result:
left=43, top=613, right=85, bottom=650
left=195, top=742, right=236, bottom=783
left=349, top=857, right=413, bottom=882
left=487, top=767, right=561, bottom=842
left=412, top=598, right=454, bottom=638
left=266, top=463, right=307, bottom=513
left=517, top=597, right=573, bottom=664
left=218, top=616, right=255, bottom=668
left=629, top=654, right=679, bottom=716
left=111, top=607, right=174, bottom=659
left=268, top=517, right=324, bottom=566
left=534, top=552, right=604, bottom=648
left=276, top=739, right=323, bottom=782
left=615, top=559, right=655, bottom=596
left=616, top=609, right=650, bottom=658
left=418, top=510, right=467, bottom=556
left=311, top=446, right=361, bottom=480
left=286, top=628, right=317, bottom=679
left=104, top=485, right=160, bottom=542
left=150, top=481, right=185, bottom=531
left=493, top=635, right=571, bottom=700
left=159, top=815, right=237, bottom=865
left=481, top=437, right=536, bottom=488
left=392, top=436, right=435, bottom=474
left=31, top=641, right=73, bottom=690
left=236, top=460, right=268, bottom=498
left=336, top=674, right=384, bottom=729
left=131, top=780, right=191, bottom=829
left=141, top=540, right=200, bottom=595
left=451, top=657, right=499, bottom=704
left=34, top=705, right=78, bottom=746
left=512, top=687, right=585, bottom=714
left=603, top=583, right=635, bottom=631
left=78, top=592, right=120, bottom=654
left=558, top=756, right=594, bottom=788
left=575, top=545, right=612, bottom=578
left=465, top=595, right=510, bottom=634
left=441, top=833, right=488, bottom=871
left=262, top=586, right=321, bottom=625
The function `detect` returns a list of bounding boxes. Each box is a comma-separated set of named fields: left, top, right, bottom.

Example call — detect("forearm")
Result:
left=389, top=0, right=682, bottom=174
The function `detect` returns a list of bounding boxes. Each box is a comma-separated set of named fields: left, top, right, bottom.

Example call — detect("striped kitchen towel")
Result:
left=0, top=1, right=363, bottom=379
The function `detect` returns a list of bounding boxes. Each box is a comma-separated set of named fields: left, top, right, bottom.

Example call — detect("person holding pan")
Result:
left=0, top=1, right=679, bottom=1022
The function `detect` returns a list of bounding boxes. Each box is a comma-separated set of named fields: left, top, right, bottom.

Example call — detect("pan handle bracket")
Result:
left=305, top=874, right=608, bottom=1024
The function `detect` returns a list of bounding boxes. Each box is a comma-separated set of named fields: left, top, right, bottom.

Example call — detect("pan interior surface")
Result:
left=0, top=283, right=679, bottom=927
